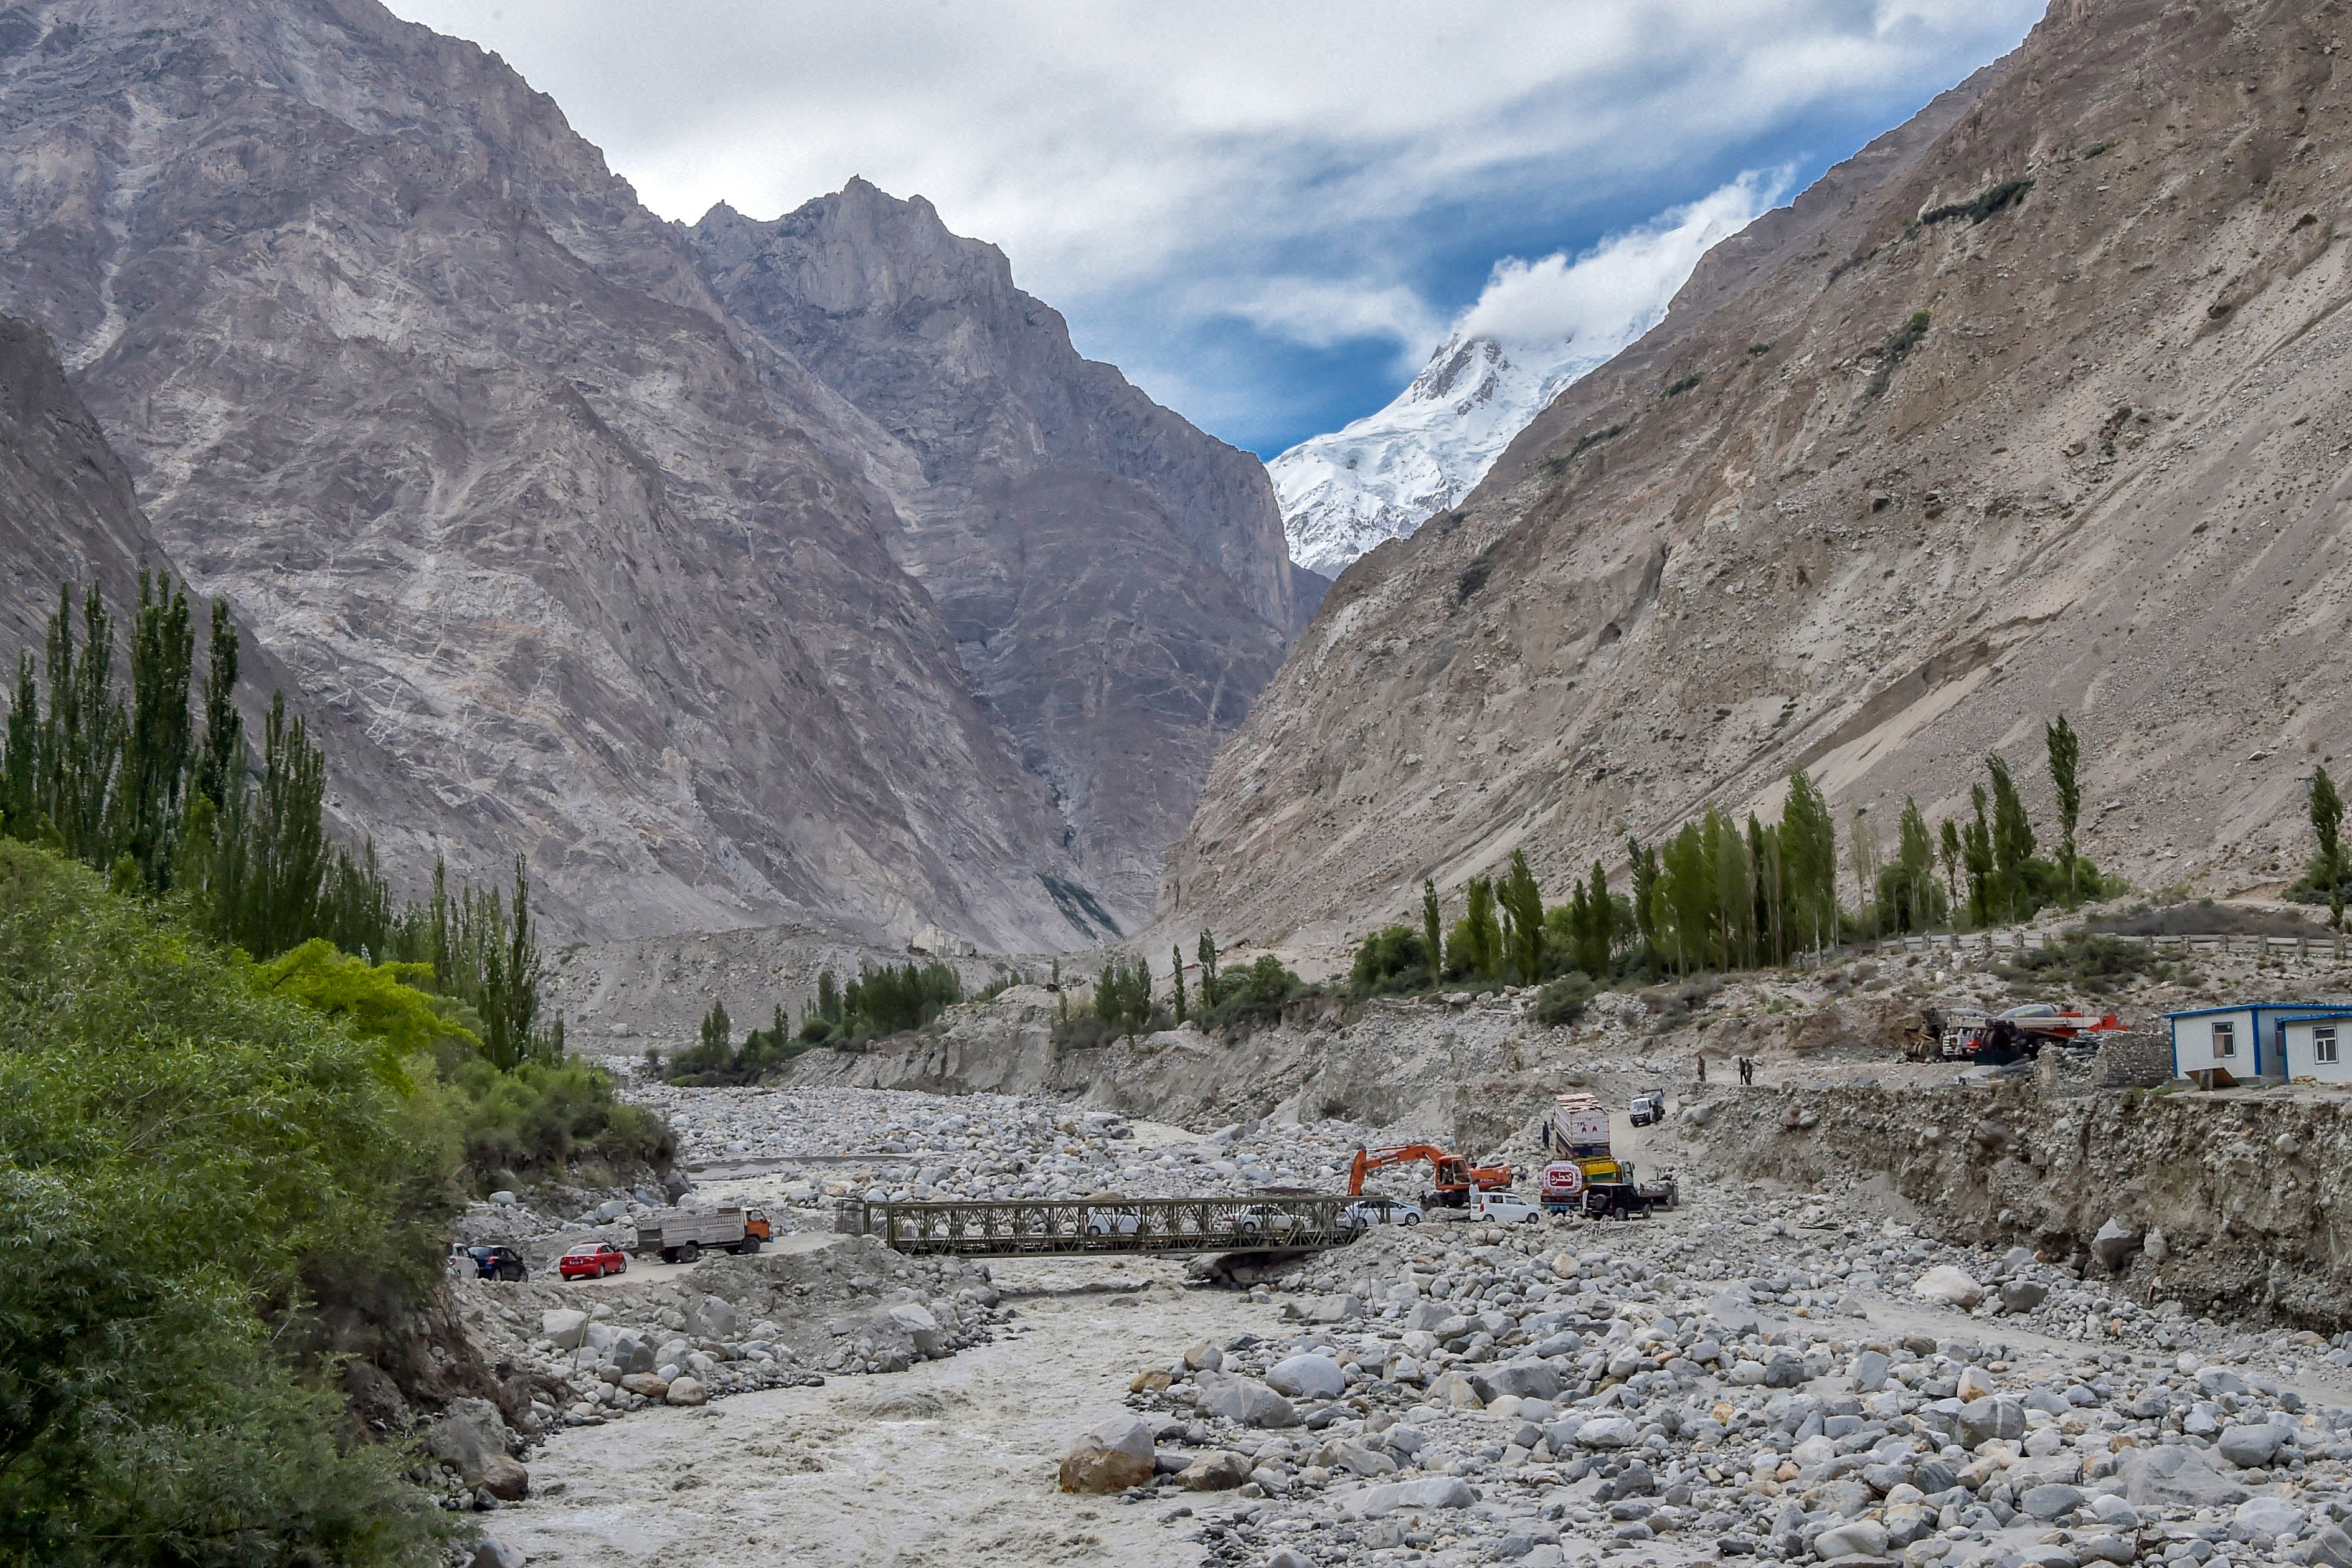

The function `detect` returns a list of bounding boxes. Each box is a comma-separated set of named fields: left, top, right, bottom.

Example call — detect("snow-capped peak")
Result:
left=1268, top=329, right=1617, bottom=577
left=1267, top=173, right=1777, bottom=579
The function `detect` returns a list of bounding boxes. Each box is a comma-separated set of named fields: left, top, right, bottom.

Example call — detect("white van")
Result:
left=1472, top=1191, right=1544, bottom=1225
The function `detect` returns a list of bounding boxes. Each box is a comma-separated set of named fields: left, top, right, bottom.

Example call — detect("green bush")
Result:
left=797, top=960, right=964, bottom=1046
left=446, top=1056, right=673, bottom=1183
left=662, top=1003, right=808, bottom=1086
left=0, top=839, right=453, bottom=1566
left=1348, top=924, right=1431, bottom=998
left=1996, top=932, right=2167, bottom=995
left=1534, top=972, right=1597, bottom=1027
left=1199, top=953, right=1308, bottom=1032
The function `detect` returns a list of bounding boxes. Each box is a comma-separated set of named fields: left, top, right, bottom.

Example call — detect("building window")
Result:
left=2213, top=1021, right=2236, bottom=1058
left=2319, top=1027, right=2340, bottom=1065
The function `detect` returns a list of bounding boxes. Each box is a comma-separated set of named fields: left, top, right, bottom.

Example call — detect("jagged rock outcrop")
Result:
left=1171, top=0, right=2352, bottom=943
left=692, top=184, right=1304, bottom=926
left=0, top=0, right=1290, bottom=949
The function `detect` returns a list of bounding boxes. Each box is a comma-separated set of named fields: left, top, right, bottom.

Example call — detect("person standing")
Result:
left=1696, top=1054, right=1707, bottom=1084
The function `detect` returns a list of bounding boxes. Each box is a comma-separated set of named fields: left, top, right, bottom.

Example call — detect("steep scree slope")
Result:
left=692, top=184, right=1302, bottom=927
left=1171, top=0, right=2352, bottom=943
left=0, top=0, right=1286, bottom=950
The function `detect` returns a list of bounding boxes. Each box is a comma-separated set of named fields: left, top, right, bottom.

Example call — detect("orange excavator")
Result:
left=1348, top=1143, right=1515, bottom=1208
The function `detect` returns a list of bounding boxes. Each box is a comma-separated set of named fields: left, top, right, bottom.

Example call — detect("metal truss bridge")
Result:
left=837, top=1194, right=1362, bottom=1259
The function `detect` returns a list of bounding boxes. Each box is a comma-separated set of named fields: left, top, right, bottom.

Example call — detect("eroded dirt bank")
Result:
left=1687, top=1079, right=2352, bottom=1333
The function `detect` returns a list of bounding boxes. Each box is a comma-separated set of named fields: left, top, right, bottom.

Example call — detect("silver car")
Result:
left=1343, top=1196, right=1425, bottom=1229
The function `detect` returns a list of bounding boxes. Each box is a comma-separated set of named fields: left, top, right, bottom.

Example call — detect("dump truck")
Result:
left=1537, top=1092, right=1679, bottom=1218
left=634, top=1205, right=771, bottom=1263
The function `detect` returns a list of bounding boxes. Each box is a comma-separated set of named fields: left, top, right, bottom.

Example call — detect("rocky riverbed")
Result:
left=452, top=1075, right=2352, bottom=1568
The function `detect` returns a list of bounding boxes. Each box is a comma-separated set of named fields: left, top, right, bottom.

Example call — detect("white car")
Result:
left=1343, top=1197, right=1425, bottom=1229
left=1083, top=1207, right=1144, bottom=1237
left=1471, top=1191, right=1544, bottom=1225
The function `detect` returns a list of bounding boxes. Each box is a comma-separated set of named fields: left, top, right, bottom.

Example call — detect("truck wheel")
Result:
left=740, top=1237, right=761, bottom=1255
left=678, top=1242, right=700, bottom=1265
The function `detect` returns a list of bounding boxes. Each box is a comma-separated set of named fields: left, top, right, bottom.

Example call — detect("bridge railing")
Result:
left=834, top=1194, right=1359, bottom=1257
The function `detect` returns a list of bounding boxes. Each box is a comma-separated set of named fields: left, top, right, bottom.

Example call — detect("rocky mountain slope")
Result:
left=0, top=314, right=169, bottom=658
left=0, top=0, right=1300, bottom=948
left=1169, top=0, right=2352, bottom=945
left=692, top=184, right=1303, bottom=924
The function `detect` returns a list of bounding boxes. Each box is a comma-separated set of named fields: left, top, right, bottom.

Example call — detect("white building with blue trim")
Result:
left=2164, top=1003, right=2352, bottom=1083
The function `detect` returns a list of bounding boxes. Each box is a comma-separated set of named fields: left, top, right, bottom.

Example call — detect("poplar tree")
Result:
left=1780, top=770, right=1838, bottom=955
left=1848, top=806, right=1881, bottom=938
left=0, top=653, right=35, bottom=834
left=1420, top=879, right=1443, bottom=989
left=118, top=572, right=194, bottom=889
left=1578, top=861, right=1614, bottom=978
left=1170, top=943, right=1188, bottom=1024
left=1498, top=849, right=1544, bottom=982
left=1196, top=928, right=1221, bottom=1006
left=2046, top=714, right=2081, bottom=905
left=2313, top=766, right=2346, bottom=932
left=700, top=998, right=733, bottom=1057
left=1986, top=754, right=2035, bottom=922
left=1627, top=835, right=1661, bottom=968
left=1938, top=818, right=1963, bottom=909
left=1963, top=784, right=1995, bottom=927
left=196, top=596, right=243, bottom=810
left=1455, top=877, right=1502, bottom=980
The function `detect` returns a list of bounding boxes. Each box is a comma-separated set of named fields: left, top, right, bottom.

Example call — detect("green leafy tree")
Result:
left=1349, top=924, right=1430, bottom=996
left=1420, top=879, right=1443, bottom=989
left=1938, top=817, right=1963, bottom=908
left=2313, top=765, right=2347, bottom=931
left=1497, top=849, right=1544, bottom=982
left=1092, top=951, right=1155, bottom=1037
left=1986, top=753, right=2036, bottom=922
left=1963, top=783, right=1996, bottom=927
left=1196, top=928, right=1221, bottom=1007
left=196, top=594, right=243, bottom=811
left=115, top=572, right=195, bottom=890
left=2047, top=714, right=2082, bottom=905
left=1627, top=836, right=1661, bottom=968
left=1170, top=943, right=1188, bottom=1023
left=1449, top=876, right=1503, bottom=980
left=1749, top=815, right=1785, bottom=965
left=0, top=839, right=458, bottom=1565
left=699, top=997, right=732, bottom=1059
left=0, top=652, right=35, bottom=835
left=1707, top=812, right=1752, bottom=968
left=1779, top=769, right=1839, bottom=955
left=1876, top=798, right=1948, bottom=934
left=1564, top=861, right=1615, bottom=977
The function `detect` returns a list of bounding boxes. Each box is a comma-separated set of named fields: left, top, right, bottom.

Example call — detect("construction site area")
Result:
left=429, top=909, right=2352, bottom=1568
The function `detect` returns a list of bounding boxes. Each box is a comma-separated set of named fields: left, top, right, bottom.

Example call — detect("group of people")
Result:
left=1694, top=1055, right=1757, bottom=1085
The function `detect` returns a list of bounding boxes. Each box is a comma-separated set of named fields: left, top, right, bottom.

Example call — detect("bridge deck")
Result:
left=838, top=1194, right=1361, bottom=1258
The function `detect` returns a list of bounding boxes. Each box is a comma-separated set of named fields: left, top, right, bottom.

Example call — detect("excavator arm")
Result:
left=1349, top=1143, right=1513, bottom=1197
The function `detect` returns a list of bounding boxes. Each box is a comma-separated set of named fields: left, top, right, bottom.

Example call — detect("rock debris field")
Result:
left=465, top=1083, right=2352, bottom=1568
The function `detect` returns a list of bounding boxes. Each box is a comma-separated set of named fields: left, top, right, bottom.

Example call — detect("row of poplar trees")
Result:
left=1380, top=714, right=2101, bottom=988
left=0, top=578, right=554, bottom=1068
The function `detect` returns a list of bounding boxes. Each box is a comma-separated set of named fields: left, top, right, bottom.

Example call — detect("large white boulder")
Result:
left=1911, top=1265, right=1985, bottom=1308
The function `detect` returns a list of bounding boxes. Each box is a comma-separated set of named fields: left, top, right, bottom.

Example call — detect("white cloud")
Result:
left=382, top=0, right=2041, bottom=442
left=1454, top=172, right=1786, bottom=352
left=1215, top=280, right=1443, bottom=357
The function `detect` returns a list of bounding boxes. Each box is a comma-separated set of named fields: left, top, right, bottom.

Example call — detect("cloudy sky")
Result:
left=385, top=1, right=2043, bottom=456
